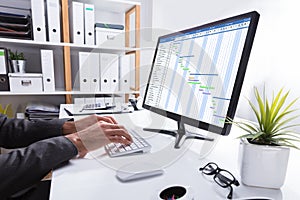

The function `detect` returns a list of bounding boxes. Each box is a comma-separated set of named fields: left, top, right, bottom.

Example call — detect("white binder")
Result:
left=46, top=0, right=61, bottom=43
left=119, top=54, right=132, bottom=92
left=84, top=3, right=95, bottom=45
left=100, top=53, right=119, bottom=92
left=79, top=52, right=100, bottom=92
left=88, top=53, right=100, bottom=92
left=79, top=52, right=89, bottom=92
left=41, top=49, right=55, bottom=92
left=71, top=2, right=84, bottom=44
left=111, top=56, right=119, bottom=92
left=31, top=0, right=47, bottom=42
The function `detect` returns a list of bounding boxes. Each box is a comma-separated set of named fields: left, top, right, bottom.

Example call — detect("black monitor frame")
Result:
left=142, top=11, right=260, bottom=148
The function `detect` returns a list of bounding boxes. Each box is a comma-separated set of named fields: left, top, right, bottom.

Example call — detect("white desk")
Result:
left=51, top=108, right=300, bottom=200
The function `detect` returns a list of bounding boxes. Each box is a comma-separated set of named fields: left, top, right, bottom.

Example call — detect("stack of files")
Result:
left=25, top=102, right=59, bottom=120
left=0, top=12, right=32, bottom=39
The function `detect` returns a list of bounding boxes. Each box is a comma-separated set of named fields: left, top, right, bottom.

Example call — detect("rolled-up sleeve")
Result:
left=0, top=114, right=69, bottom=148
left=0, top=136, right=78, bottom=198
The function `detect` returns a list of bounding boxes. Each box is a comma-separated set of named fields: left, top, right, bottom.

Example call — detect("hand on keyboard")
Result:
left=68, top=121, right=132, bottom=157
left=105, top=129, right=151, bottom=157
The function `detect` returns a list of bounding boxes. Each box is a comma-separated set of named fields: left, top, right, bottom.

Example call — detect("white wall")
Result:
left=152, top=0, right=300, bottom=121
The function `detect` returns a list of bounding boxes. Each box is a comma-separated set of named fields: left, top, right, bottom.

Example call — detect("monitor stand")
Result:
left=143, top=121, right=214, bottom=149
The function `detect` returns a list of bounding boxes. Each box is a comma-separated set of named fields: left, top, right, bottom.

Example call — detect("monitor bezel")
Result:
left=142, top=11, right=260, bottom=136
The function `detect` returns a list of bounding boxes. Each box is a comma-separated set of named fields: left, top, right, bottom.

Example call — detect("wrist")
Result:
left=65, top=133, right=88, bottom=158
left=62, top=121, right=76, bottom=135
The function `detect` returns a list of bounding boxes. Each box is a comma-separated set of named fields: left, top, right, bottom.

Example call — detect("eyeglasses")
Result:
left=199, top=162, right=240, bottom=199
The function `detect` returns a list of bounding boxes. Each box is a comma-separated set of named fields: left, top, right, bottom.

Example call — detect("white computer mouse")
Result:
left=116, top=161, right=164, bottom=182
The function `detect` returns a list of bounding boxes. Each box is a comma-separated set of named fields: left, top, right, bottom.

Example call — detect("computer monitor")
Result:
left=142, top=11, right=260, bottom=148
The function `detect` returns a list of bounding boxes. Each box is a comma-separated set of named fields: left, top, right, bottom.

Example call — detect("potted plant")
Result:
left=227, top=87, right=300, bottom=189
left=8, top=49, right=26, bottom=73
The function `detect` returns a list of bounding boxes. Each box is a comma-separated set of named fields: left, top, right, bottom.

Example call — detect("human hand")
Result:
left=66, top=121, right=132, bottom=158
left=62, top=114, right=118, bottom=135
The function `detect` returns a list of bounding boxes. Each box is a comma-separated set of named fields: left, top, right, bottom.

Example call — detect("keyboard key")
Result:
left=105, top=129, right=151, bottom=157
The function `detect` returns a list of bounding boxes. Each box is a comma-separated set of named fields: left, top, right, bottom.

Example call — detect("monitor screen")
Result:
left=143, top=11, right=259, bottom=143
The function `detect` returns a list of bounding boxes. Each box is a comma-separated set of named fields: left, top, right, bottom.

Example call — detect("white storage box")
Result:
left=95, top=27, right=124, bottom=47
left=9, top=73, right=43, bottom=93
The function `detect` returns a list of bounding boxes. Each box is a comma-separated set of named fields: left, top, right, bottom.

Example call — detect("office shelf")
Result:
left=0, top=90, right=139, bottom=96
left=2, top=0, right=140, bottom=107
left=0, top=38, right=139, bottom=53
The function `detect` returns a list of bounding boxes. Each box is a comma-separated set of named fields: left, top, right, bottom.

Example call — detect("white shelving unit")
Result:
left=0, top=37, right=138, bottom=53
left=0, top=90, right=139, bottom=96
left=0, top=0, right=141, bottom=105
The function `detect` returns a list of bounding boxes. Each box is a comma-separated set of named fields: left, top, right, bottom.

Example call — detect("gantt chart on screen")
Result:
left=145, top=18, right=250, bottom=127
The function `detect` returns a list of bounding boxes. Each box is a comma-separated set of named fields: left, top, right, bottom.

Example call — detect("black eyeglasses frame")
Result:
left=199, top=162, right=240, bottom=199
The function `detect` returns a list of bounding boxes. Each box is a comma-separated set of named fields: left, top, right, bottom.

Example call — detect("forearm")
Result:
left=65, top=133, right=88, bottom=158
left=0, top=136, right=77, bottom=198
left=0, top=114, right=69, bottom=148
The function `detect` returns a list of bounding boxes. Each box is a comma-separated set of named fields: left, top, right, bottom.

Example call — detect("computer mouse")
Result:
left=116, top=162, right=164, bottom=182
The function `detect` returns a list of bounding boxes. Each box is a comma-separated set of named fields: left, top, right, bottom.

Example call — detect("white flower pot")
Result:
left=238, top=138, right=290, bottom=189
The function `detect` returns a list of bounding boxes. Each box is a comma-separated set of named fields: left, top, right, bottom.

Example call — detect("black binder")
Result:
left=0, top=74, right=9, bottom=91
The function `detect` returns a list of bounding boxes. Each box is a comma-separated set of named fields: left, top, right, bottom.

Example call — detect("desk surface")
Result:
left=51, top=108, right=300, bottom=200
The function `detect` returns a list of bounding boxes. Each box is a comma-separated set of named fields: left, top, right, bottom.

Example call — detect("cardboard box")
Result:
left=8, top=73, right=43, bottom=92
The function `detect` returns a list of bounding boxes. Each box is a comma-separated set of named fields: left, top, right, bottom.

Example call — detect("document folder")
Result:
left=41, top=49, right=55, bottom=92
left=100, top=53, right=119, bottom=92
left=119, top=54, right=132, bottom=92
left=0, top=48, right=9, bottom=91
left=46, top=0, right=61, bottom=43
left=79, top=52, right=100, bottom=92
left=31, top=0, right=47, bottom=41
left=71, top=2, right=84, bottom=44
left=84, top=3, right=95, bottom=45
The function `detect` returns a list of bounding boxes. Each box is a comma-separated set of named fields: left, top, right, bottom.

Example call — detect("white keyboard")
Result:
left=105, top=129, right=151, bottom=157
left=81, top=103, right=115, bottom=110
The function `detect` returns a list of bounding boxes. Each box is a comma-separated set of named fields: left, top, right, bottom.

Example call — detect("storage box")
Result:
left=8, top=73, right=43, bottom=92
left=95, top=27, right=124, bottom=47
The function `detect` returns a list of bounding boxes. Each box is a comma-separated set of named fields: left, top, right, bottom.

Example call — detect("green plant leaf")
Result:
left=273, top=104, right=299, bottom=126
left=250, top=131, right=265, bottom=141
left=254, top=87, right=266, bottom=131
left=272, top=132, right=300, bottom=140
left=237, top=133, right=256, bottom=139
left=272, top=138, right=300, bottom=150
left=273, top=115, right=300, bottom=133
left=270, top=88, right=284, bottom=122
left=247, top=98, right=261, bottom=127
